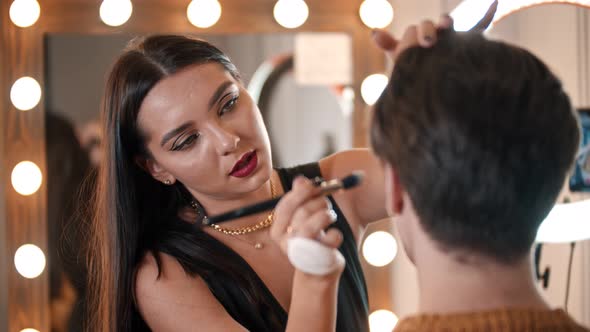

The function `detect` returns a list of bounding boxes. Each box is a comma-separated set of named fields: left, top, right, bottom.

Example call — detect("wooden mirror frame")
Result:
left=0, top=0, right=384, bottom=330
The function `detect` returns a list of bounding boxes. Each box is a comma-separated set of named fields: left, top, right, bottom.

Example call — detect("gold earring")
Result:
left=164, top=179, right=172, bottom=185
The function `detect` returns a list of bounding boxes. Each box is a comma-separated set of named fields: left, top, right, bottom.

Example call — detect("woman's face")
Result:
left=136, top=62, right=273, bottom=201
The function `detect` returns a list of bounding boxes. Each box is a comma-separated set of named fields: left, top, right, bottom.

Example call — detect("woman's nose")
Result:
left=209, top=124, right=240, bottom=155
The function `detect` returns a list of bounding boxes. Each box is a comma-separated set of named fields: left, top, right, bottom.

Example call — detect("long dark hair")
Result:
left=86, top=35, right=266, bottom=331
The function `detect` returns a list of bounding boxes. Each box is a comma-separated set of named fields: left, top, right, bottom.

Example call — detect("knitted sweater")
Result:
left=394, top=308, right=589, bottom=332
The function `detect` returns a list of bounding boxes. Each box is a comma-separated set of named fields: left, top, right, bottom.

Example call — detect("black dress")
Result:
left=197, top=163, right=370, bottom=332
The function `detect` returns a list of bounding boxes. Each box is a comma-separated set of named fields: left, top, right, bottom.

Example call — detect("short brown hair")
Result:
left=371, top=31, right=580, bottom=263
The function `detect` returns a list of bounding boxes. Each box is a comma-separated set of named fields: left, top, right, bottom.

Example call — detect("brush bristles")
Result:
left=341, top=171, right=364, bottom=189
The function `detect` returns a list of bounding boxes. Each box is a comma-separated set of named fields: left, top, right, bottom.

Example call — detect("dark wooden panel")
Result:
left=1, top=0, right=50, bottom=330
left=39, top=2, right=369, bottom=34
left=0, top=1, right=6, bottom=329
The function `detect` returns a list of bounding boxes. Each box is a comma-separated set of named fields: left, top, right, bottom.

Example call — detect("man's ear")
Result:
left=384, top=163, right=405, bottom=216
left=134, top=156, right=175, bottom=185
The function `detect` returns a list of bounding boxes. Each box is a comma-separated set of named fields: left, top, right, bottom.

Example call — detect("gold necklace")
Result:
left=191, top=179, right=276, bottom=249
left=228, top=233, right=267, bottom=250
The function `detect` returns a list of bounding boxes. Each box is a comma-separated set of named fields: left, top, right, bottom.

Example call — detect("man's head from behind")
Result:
left=371, top=31, right=580, bottom=265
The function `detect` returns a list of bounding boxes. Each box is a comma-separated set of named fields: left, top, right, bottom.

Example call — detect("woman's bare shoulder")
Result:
left=135, top=252, right=247, bottom=332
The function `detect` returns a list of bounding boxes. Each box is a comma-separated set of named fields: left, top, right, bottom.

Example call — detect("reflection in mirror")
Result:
left=248, top=52, right=353, bottom=167
left=266, top=72, right=353, bottom=167
left=45, top=35, right=134, bottom=332
left=44, top=33, right=353, bottom=330
left=45, top=110, right=91, bottom=332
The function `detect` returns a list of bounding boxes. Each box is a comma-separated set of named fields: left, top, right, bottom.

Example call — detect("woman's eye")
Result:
left=173, top=133, right=199, bottom=151
left=219, top=96, right=239, bottom=116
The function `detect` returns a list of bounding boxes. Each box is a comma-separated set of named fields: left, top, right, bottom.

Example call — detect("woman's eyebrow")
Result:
left=208, top=81, right=234, bottom=110
left=160, top=122, right=193, bottom=147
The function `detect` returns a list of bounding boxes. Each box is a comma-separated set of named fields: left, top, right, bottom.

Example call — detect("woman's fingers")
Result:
left=371, top=28, right=398, bottom=54
left=290, top=197, right=331, bottom=228
left=294, top=207, right=336, bottom=240
left=270, top=176, right=319, bottom=240
left=438, top=14, right=453, bottom=30
left=372, top=17, right=447, bottom=61
left=270, top=176, right=343, bottom=260
left=417, top=20, right=437, bottom=47
left=372, top=1, right=497, bottom=61
left=319, top=228, right=344, bottom=249
left=394, top=25, right=419, bottom=59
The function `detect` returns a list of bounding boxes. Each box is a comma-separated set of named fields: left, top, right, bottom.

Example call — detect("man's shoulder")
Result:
left=393, top=308, right=589, bottom=332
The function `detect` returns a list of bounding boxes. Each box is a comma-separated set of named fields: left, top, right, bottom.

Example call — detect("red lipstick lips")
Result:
left=229, top=150, right=258, bottom=178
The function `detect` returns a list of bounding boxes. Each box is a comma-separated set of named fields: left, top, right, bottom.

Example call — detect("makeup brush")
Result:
left=203, top=171, right=364, bottom=225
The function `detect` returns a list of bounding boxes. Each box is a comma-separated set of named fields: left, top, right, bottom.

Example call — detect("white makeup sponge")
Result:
left=287, top=237, right=345, bottom=275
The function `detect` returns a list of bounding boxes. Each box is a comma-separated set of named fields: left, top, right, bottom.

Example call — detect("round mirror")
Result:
left=249, top=54, right=353, bottom=167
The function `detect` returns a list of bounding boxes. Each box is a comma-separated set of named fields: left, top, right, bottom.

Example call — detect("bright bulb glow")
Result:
left=100, top=0, right=133, bottom=27
left=342, top=86, right=355, bottom=102
left=273, top=0, right=309, bottom=29
left=451, top=0, right=590, bottom=31
left=338, top=87, right=355, bottom=117
left=536, top=199, right=590, bottom=243
left=359, top=0, right=394, bottom=29
left=369, top=309, right=399, bottom=332
left=11, top=161, right=43, bottom=196
left=363, top=231, right=398, bottom=267
left=10, top=77, right=42, bottom=111
left=9, top=0, right=40, bottom=28
left=361, top=74, right=388, bottom=105
left=451, top=0, right=496, bottom=31
left=20, top=329, right=40, bottom=332
left=187, top=0, right=222, bottom=28
left=14, top=244, right=46, bottom=279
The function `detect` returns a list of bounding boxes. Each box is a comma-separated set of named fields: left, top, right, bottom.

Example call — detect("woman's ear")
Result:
left=134, top=156, right=175, bottom=185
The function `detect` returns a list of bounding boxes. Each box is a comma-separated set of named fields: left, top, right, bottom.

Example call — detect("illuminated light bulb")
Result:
left=10, top=77, right=42, bottom=111
left=187, top=0, right=222, bottom=28
left=369, top=309, right=399, bottom=332
left=362, top=231, right=398, bottom=267
left=14, top=244, right=46, bottom=279
left=20, top=329, right=40, bottom=332
left=100, top=0, right=133, bottom=27
left=342, top=86, right=355, bottom=101
left=536, top=199, right=590, bottom=243
left=11, top=161, right=43, bottom=196
left=361, top=74, right=388, bottom=106
left=359, top=0, right=394, bottom=29
left=273, top=0, right=309, bottom=29
left=451, top=0, right=496, bottom=31
left=9, top=0, right=41, bottom=28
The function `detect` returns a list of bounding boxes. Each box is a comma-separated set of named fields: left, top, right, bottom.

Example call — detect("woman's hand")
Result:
left=372, top=0, right=498, bottom=61
left=270, top=176, right=345, bottom=276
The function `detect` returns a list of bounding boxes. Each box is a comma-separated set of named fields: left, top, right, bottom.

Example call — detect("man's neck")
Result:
left=415, top=249, right=550, bottom=315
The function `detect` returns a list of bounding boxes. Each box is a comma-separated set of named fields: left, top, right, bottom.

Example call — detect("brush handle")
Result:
left=205, top=184, right=350, bottom=225
left=204, top=197, right=282, bottom=225
left=203, top=172, right=363, bottom=226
